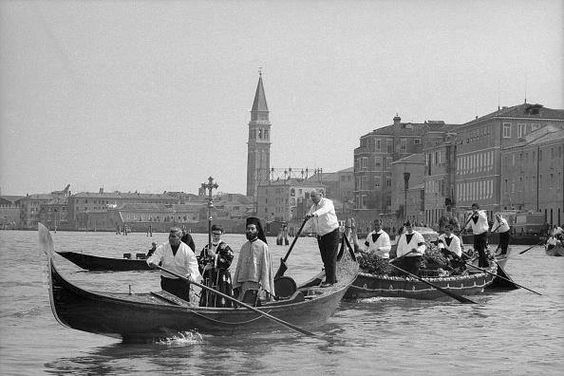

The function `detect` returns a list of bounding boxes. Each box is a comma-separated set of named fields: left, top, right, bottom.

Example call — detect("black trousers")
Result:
left=396, top=255, right=423, bottom=276
left=474, top=232, right=489, bottom=267
left=161, top=276, right=191, bottom=302
left=498, top=231, right=510, bottom=254
left=316, top=228, right=340, bottom=283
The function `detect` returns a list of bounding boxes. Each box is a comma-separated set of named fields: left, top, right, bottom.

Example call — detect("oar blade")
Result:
left=274, top=259, right=288, bottom=280
left=38, top=223, right=55, bottom=258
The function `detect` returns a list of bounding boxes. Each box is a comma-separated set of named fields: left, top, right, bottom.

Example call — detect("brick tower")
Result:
left=246, top=72, right=271, bottom=205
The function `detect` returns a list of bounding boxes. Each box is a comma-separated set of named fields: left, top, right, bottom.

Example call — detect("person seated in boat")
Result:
left=392, top=221, right=426, bottom=276
left=198, top=224, right=235, bottom=307
left=436, top=224, right=465, bottom=274
left=349, top=218, right=393, bottom=275
left=552, top=226, right=563, bottom=241
left=147, top=242, right=157, bottom=258
left=181, top=228, right=196, bottom=252
left=146, top=227, right=202, bottom=302
left=492, top=213, right=511, bottom=256
left=232, top=217, right=275, bottom=304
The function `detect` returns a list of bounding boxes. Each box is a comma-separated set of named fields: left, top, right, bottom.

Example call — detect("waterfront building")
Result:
left=213, top=193, right=254, bottom=220
left=246, top=72, right=271, bottom=208
left=17, top=193, right=59, bottom=229
left=38, top=197, right=69, bottom=231
left=353, top=115, right=454, bottom=228
left=0, top=196, right=23, bottom=229
left=454, top=103, right=564, bottom=221
left=423, top=129, right=459, bottom=228
left=256, top=179, right=325, bottom=223
left=67, top=188, right=196, bottom=230
left=500, top=125, right=564, bottom=226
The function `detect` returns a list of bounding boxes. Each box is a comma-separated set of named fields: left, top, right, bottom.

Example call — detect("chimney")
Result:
left=393, top=114, right=401, bottom=126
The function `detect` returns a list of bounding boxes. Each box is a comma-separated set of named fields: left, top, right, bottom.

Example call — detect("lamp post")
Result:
left=403, top=172, right=411, bottom=220
left=201, top=177, right=219, bottom=252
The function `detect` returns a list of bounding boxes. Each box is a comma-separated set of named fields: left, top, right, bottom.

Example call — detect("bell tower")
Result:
left=246, top=71, right=271, bottom=203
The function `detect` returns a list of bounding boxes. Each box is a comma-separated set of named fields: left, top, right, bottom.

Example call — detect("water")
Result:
left=0, top=230, right=562, bottom=375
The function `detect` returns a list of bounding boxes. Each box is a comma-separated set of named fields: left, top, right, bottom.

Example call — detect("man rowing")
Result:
left=146, top=227, right=201, bottom=302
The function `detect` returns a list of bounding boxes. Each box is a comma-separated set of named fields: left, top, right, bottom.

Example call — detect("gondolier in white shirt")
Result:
left=492, top=213, right=511, bottom=256
left=305, top=190, right=340, bottom=287
left=147, top=227, right=201, bottom=302
left=362, top=218, right=392, bottom=259
left=437, top=223, right=465, bottom=273
left=395, top=221, right=426, bottom=275
left=465, top=203, right=490, bottom=267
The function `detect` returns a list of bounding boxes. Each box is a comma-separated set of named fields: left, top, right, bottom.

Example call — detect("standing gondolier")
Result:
left=492, top=213, right=511, bottom=256
left=305, top=190, right=340, bottom=287
left=465, top=203, right=490, bottom=267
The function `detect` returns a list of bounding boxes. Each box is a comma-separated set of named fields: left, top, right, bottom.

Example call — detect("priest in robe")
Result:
left=232, top=217, right=275, bottom=303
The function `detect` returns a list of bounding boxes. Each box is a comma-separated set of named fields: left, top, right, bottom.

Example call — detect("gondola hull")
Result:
left=56, top=251, right=152, bottom=271
left=345, top=263, right=499, bottom=300
left=48, top=253, right=358, bottom=341
left=545, top=244, right=564, bottom=256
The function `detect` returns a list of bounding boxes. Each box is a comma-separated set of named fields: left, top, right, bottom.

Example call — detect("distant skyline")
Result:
left=1, top=0, right=562, bottom=196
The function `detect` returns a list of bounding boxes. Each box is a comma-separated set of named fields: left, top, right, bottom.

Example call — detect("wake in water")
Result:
left=154, top=330, right=204, bottom=346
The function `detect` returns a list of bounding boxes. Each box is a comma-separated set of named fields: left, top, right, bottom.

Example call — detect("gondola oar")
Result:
left=464, top=262, right=542, bottom=296
left=388, top=263, right=477, bottom=304
left=519, top=240, right=546, bottom=255
left=274, top=217, right=309, bottom=279
left=155, top=265, right=319, bottom=338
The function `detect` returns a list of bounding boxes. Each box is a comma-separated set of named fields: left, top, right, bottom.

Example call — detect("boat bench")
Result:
left=262, top=290, right=305, bottom=307
left=151, top=290, right=194, bottom=307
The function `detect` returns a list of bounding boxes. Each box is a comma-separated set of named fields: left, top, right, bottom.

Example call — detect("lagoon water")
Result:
left=0, top=230, right=562, bottom=375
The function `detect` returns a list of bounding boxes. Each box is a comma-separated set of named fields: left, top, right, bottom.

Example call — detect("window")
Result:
left=376, top=139, right=381, bottom=151
left=518, top=123, right=526, bottom=138
left=400, top=138, right=407, bottom=152
left=414, top=139, right=421, bottom=144
left=503, top=123, right=511, bottom=138
left=375, top=156, right=382, bottom=168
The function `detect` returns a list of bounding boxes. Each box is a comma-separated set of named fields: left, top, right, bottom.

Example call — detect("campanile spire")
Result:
left=246, top=71, right=272, bottom=205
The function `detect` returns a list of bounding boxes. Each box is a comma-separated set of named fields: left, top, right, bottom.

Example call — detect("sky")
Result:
left=0, top=0, right=562, bottom=196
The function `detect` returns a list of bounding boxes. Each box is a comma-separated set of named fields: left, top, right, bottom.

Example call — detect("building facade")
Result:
left=256, top=179, right=325, bottom=224
left=353, top=115, right=453, bottom=227
left=454, top=103, right=564, bottom=221
left=500, top=125, right=564, bottom=226
left=423, top=130, right=458, bottom=227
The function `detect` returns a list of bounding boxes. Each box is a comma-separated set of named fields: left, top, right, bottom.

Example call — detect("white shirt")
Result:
left=364, top=230, right=392, bottom=259
left=307, top=197, right=339, bottom=236
left=466, top=210, right=489, bottom=235
left=437, top=233, right=462, bottom=257
left=492, top=217, right=510, bottom=233
left=396, top=231, right=426, bottom=257
left=147, top=241, right=201, bottom=282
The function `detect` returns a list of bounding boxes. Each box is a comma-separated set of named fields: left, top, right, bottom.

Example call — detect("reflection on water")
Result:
left=1, top=230, right=563, bottom=375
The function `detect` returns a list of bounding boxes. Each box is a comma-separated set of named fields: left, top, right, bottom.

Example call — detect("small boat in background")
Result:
left=56, top=251, right=152, bottom=271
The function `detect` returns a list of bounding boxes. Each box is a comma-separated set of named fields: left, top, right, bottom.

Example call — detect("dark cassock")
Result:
left=198, top=241, right=235, bottom=307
